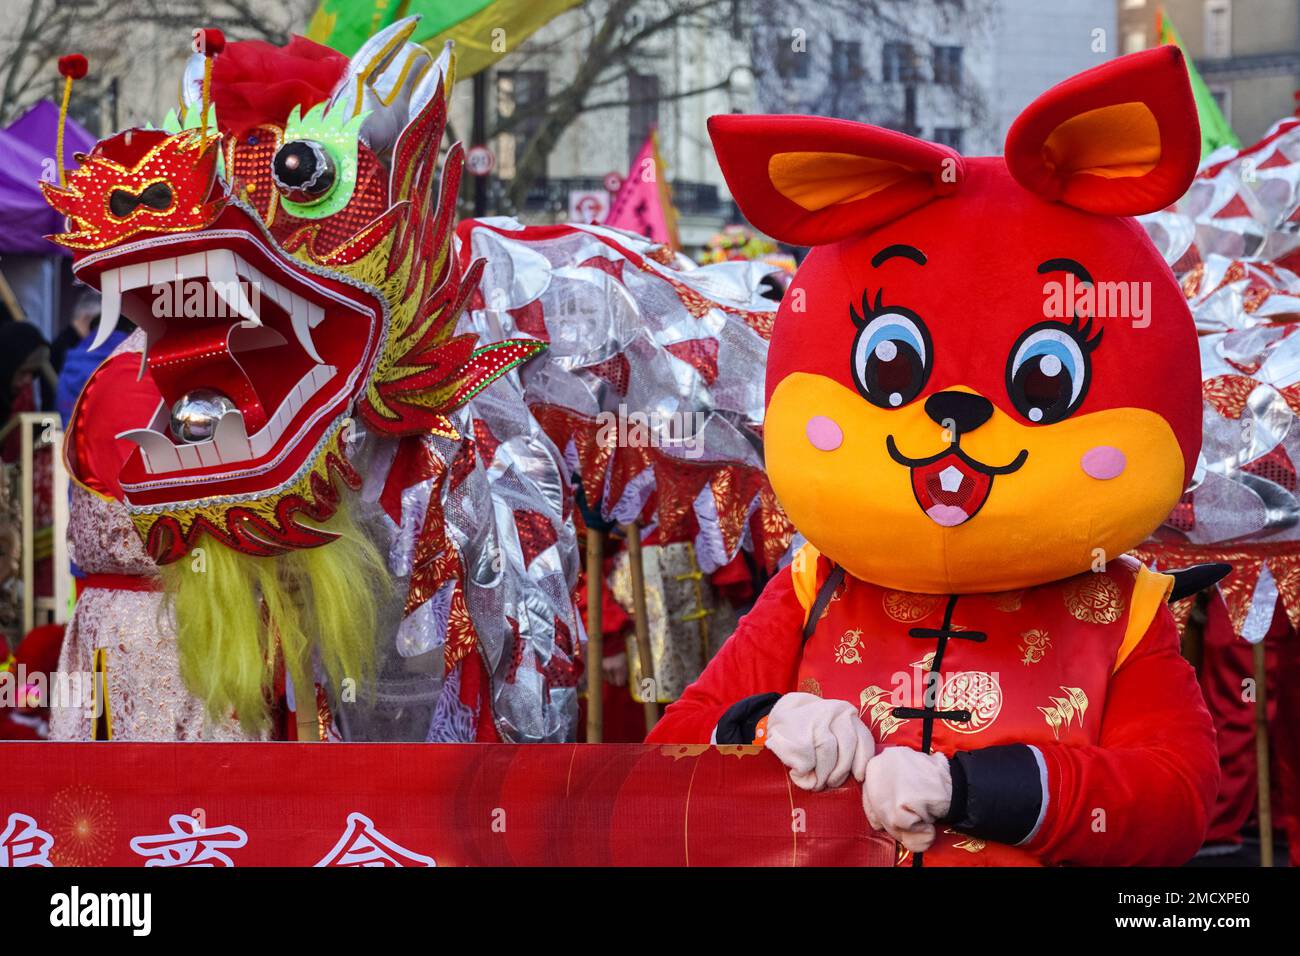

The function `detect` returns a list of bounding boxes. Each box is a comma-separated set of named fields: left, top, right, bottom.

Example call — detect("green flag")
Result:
left=1157, top=7, right=1241, bottom=157
left=307, top=0, right=581, bottom=78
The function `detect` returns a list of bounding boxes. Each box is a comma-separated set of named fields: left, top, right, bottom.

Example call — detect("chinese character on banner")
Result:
left=315, top=812, right=436, bottom=867
left=129, top=814, right=248, bottom=867
left=0, top=812, right=53, bottom=867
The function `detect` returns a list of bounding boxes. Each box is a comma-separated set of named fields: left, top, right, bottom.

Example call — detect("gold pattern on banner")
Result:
left=659, top=743, right=710, bottom=760
left=938, top=671, right=1002, bottom=735
left=882, top=590, right=941, bottom=623
left=945, top=828, right=986, bottom=853
left=911, top=651, right=937, bottom=672
left=1019, top=628, right=1052, bottom=665
left=798, top=676, right=823, bottom=696
left=715, top=744, right=764, bottom=759
left=834, top=628, right=865, bottom=665
left=1039, top=685, right=1089, bottom=739
left=1063, top=574, right=1124, bottom=624
left=49, top=785, right=118, bottom=867
left=860, top=685, right=905, bottom=739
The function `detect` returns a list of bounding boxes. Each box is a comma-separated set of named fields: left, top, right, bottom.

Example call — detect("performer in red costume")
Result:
left=648, top=48, right=1221, bottom=866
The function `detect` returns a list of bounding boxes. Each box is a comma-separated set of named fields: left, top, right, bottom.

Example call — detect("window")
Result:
left=627, top=71, right=660, bottom=164
left=1204, top=0, right=1231, bottom=58
left=495, top=70, right=547, bottom=180
left=1209, top=85, right=1232, bottom=123
left=933, top=45, right=962, bottom=87
left=1123, top=29, right=1147, bottom=54
left=882, top=42, right=919, bottom=83
left=775, top=32, right=810, bottom=79
left=831, top=40, right=863, bottom=82
left=1123, top=0, right=1146, bottom=9
left=933, top=127, right=964, bottom=151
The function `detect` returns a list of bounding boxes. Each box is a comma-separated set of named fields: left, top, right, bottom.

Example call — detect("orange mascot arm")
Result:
left=1024, top=605, right=1219, bottom=865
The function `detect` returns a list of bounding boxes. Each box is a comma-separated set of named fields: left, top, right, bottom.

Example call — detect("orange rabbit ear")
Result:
left=707, top=114, right=964, bottom=247
left=1004, top=45, right=1200, bottom=216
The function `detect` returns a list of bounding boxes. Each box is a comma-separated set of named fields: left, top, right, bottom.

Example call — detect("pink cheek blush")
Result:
left=806, top=415, right=843, bottom=452
left=1081, top=446, right=1126, bottom=480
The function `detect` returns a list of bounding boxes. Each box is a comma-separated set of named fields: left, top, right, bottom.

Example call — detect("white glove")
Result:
left=762, top=692, right=875, bottom=791
left=862, top=746, right=952, bottom=853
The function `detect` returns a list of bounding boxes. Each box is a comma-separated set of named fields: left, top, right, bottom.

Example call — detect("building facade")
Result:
left=1118, top=0, right=1300, bottom=148
left=479, top=0, right=1117, bottom=246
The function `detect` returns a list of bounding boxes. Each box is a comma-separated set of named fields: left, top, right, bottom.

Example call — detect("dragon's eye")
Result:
left=271, top=140, right=337, bottom=205
left=851, top=310, right=932, bottom=409
left=1006, top=323, right=1093, bottom=424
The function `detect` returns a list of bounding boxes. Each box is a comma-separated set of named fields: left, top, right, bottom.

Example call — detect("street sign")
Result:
left=466, top=144, right=495, bottom=177
left=569, top=190, right=610, bottom=225
left=603, top=171, right=624, bottom=194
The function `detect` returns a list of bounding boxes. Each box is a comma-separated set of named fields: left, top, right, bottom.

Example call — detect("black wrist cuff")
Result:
left=942, top=744, right=1044, bottom=846
left=715, top=692, right=781, bottom=744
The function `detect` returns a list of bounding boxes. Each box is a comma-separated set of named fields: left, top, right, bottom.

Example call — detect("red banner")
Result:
left=1, top=743, right=895, bottom=867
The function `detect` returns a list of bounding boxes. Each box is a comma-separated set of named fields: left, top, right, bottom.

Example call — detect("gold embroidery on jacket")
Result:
left=1019, top=628, right=1051, bottom=665
left=939, top=671, right=1002, bottom=734
left=859, top=685, right=906, bottom=739
left=834, top=628, right=864, bottom=664
left=945, top=828, right=986, bottom=853
left=882, top=591, right=941, bottom=623
left=1039, top=686, right=1089, bottom=739
left=1063, top=574, right=1124, bottom=624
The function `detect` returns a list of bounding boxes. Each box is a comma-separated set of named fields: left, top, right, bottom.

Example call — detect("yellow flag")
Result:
left=429, top=0, right=584, bottom=79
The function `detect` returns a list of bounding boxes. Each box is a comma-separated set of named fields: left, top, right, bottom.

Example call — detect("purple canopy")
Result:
left=0, top=101, right=96, bottom=255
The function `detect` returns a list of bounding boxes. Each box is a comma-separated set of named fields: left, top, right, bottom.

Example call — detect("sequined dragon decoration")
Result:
left=45, top=20, right=580, bottom=739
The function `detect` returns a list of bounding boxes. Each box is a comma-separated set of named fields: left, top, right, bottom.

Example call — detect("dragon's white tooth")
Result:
left=175, top=442, right=202, bottom=469
left=91, top=268, right=122, bottom=351
left=195, top=440, right=221, bottom=467
left=268, top=279, right=291, bottom=311
left=939, top=465, right=964, bottom=493
left=212, top=408, right=251, bottom=462
left=307, top=301, right=324, bottom=329
left=206, top=248, right=237, bottom=278
left=118, top=261, right=150, bottom=291
left=176, top=252, right=206, bottom=280
left=116, top=427, right=182, bottom=474
left=207, top=250, right=260, bottom=325
left=148, top=257, right=180, bottom=286
left=288, top=292, right=325, bottom=363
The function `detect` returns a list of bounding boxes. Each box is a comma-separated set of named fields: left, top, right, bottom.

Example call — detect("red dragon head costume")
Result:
left=44, top=21, right=549, bottom=731
left=46, top=24, right=540, bottom=562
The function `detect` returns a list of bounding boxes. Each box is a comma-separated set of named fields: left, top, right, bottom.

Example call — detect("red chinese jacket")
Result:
left=647, top=546, right=1219, bottom=866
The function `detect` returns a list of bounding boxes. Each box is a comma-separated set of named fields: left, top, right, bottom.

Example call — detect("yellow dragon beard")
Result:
left=162, top=499, right=390, bottom=734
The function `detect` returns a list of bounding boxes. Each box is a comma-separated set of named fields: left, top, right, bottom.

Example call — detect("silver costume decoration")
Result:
left=458, top=219, right=783, bottom=574
left=1139, top=116, right=1300, bottom=642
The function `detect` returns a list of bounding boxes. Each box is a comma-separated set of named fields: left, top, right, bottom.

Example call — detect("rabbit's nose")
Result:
left=924, top=390, right=993, bottom=436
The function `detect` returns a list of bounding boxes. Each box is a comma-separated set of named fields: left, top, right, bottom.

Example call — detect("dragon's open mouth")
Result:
left=72, top=212, right=382, bottom=496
